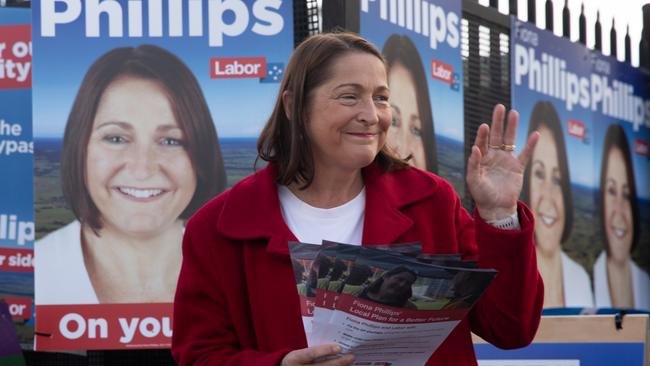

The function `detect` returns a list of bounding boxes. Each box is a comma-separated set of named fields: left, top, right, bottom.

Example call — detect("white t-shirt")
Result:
left=278, top=185, right=365, bottom=246
left=278, top=185, right=365, bottom=341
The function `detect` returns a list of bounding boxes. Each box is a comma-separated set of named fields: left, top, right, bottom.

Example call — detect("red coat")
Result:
left=172, top=164, right=543, bottom=366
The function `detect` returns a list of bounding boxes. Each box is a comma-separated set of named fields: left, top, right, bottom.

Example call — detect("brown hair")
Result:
left=257, top=32, right=409, bottom=188
left=599, top=124, right=639, bottom=255
left=61, top=44, right=226, bottom=232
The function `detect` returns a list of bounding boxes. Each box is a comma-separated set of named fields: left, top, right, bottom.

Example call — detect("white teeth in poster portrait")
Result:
left=39, top=0, right=285, bottom=47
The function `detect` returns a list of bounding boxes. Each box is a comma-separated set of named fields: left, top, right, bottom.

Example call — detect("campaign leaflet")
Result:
left=313, top=241, right=431, bottom=345
left=511, top=19, right=598, bottom=309
left=32, top=0, right=293, bottom=350
left=359, top=0, right=466, bottom=200
left=0, top=6, right=34, bottom=346
left=311, top=244, right=363, bottom=346
left=289, top=242, right=497, bottom=365
left=589, top=52, right=650, bottom=310
left=322, top=247, right=496, bottom=365
left=288, top=241, right=336, bottom=344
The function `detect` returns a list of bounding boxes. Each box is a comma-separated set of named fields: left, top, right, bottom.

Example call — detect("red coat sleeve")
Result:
left=171, top=206, right=292, bottom=366
left=455, top=197, right=544, bottom=349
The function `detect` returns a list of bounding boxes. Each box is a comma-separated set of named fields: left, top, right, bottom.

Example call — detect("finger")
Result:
left=473, top=123, right=490, bottom=157
left=503, top=109, right=519, bottom=146
left=316, top=353, right=355, bottom=366
left=289, top=344, right=342, bottom=364
left=466, top=145, right=482, bottom=189
left=518, top=131, right=541, bottom=166
left=489, top=104, right=506, bottom=146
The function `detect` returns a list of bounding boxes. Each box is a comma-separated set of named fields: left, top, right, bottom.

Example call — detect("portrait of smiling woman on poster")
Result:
left=594, top=124, right=650, bottom=310
left=522, top=101, right=594, bottom=308
left=35, top=45, right=226, bottom=305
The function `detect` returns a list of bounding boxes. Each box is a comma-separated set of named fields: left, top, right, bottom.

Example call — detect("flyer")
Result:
left=289, top=242, right=497, bottom=365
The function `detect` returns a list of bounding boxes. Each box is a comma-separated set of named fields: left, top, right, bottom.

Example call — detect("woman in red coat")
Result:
left=172, top=32, right=543, bottom=366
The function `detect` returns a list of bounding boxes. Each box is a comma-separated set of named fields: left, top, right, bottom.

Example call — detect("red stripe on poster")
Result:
left=35, top=303, right=173, bottom=350
left=0, top=24, right=31, bottom=89
left=0, top=248, right=33, bottom=272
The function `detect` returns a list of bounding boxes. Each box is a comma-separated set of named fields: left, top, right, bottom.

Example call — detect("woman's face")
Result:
left=529, top=126, right=565, bottom=253
left=603, top=147, right=633, bottom=262
left=305, top=52, right=392, bottom=173
left=387, top=62, right=426, bottom=169
left=379, top=271, right=416, bottom=300
left=85, top=77, right=197, bottom=237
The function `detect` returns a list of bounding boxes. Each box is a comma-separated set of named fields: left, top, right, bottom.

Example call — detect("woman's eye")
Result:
left=338, top=94, right=358, bottom=103
left=622, top=187, right=631, bottom=201
left=552, top=175, right=561, bottom=186
left=374, top=95, right=389, bottom=103
left=533, top=168, right=545, bottom=180
left=160, top=137, right=184, bottom=146
left=607, top=185, right=617, bottom=196
left=103, top=135, right=127, bottom=144
left=410, top=126, right=422, bottom=137
left=391, top=115, right=400, bottom=127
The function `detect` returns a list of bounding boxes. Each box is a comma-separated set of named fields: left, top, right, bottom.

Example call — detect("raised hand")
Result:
left=466, top=104, right=540, bottom=221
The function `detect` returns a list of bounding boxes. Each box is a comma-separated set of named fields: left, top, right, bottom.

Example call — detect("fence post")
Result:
left=579, top=3, right=587, bottom=45
left=640, top=4, right=650, bottom=69
left=545, top=0, right=553, bottom=31
left=610, top=19, right=617, bottom=57
left=595, top=11, right=602, bottom=51
left=528, top=0, right=536, bottom=24
left=562, top=0, right=570, bottom=38
left=625, top=25, right=632, bottom=64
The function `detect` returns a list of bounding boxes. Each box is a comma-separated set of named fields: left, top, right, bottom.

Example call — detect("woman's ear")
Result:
left=282, top=90, right=293, bottom=121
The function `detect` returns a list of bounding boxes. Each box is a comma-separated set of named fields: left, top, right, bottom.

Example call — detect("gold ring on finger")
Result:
left=500, top=144, right=516, bottom=152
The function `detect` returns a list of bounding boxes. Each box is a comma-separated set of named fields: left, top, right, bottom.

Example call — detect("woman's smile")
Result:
left=115, top=186, right=166, bottom=201
left=537, top=211, right=557, bottom=227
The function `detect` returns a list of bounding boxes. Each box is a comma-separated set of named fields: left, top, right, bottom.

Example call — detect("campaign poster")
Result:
left=589, top=52, right=650, bottom=311
left=0, top=6, right=35, bottom=347
left=32, top=0, right=293, bottom=350
left=511, top=19, right=597, bottom=309
left=359, top=0, right=465, bottom=196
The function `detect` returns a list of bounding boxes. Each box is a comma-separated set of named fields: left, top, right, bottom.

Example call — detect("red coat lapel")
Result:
left=362, top=164, right=438, bottom=245
left=216, top=163, right=439, bottom=255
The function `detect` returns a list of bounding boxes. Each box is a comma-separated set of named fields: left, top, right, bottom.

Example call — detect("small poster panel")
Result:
left=0, top=6, right=34, bottom=347
left=511, top=19, right=597, bottom=308
left=589, top=52, right=650, bottom=310
left=32, top=0, right=293, bottom=350
left=359, top=0, right=465, bottom=195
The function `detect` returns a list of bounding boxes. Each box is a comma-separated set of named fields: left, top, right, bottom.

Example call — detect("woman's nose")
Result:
left=357, top=98, right=380, bottom=125
left=126, top=143, right=158, bottom=179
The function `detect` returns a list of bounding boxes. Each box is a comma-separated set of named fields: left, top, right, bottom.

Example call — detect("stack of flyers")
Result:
left=289, top=242, right=497, bottom=366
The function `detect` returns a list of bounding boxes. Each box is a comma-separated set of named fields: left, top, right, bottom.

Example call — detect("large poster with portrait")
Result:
left=32, top=0, right=293, bottom=350
left=590, top=52, right=650, bottom=311
left=511, top=19, right=598, bottom=309
left=0, top=6, right=34, bottom=347
left=359, top=0, right=465, bottom=196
